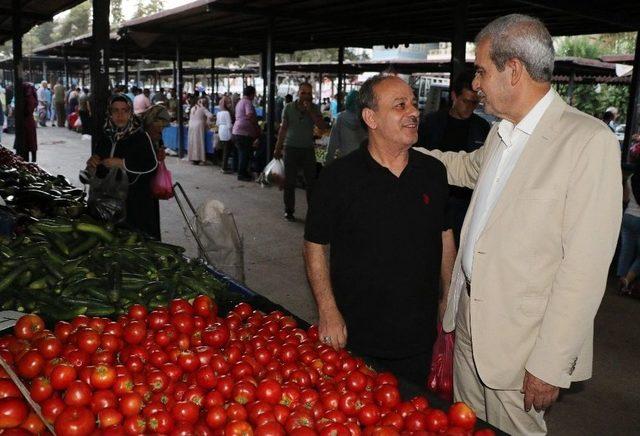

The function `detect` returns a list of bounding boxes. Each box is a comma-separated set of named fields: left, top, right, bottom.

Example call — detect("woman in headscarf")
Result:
left=216, top=96, right=235, bottom=173
left=325, top=90, right=367, bottom=165
left=187, top=96, right=213, bottom=165
left=86, top=94, right=160, bottom=239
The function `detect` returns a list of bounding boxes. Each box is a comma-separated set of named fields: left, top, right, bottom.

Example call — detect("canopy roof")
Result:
left=0, top=0, right=86, bottom=44
left=32, top=0, right=640, bottom=62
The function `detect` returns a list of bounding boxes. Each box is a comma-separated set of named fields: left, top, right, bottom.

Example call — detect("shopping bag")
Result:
left=427, top=323, right=455, bottom=402
left=87, top=166, right=128, bottom=223
left=151, top=161, right=174, bottom=200
left=263, top=158, right=285, bottom=189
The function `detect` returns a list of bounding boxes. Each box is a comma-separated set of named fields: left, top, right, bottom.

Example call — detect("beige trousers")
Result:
left=453, top=289, right=547, bottom=435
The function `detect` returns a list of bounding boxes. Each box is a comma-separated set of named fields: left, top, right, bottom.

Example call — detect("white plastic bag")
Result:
left=188, top=199, right=244, bottom=282
left=263, top=158, right=285, bottom=188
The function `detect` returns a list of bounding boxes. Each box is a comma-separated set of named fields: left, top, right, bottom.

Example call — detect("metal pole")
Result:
left=91, top=0, right=110, bottom=154
left=210, top=58, right=215, bottom=95
left=63, top=49, right=69, bottom=87
left=623, top=31, right=640, bottom=158
left=12, top=0, right=25, bottom=159
left=451, top=0, right=469, bottom=86
left=337, top=46, right=345, bottom=112
left=261, top=50, right=267, bottom=105
left=123, top=42, right=129, bottom=88
left=172, top=60, right=177, bottom=94
left=266, top=17, right=276, bottom=162
left=176, top=39, right=184, bottom=158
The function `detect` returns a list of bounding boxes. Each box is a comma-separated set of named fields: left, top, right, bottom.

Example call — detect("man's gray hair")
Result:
left=475, top=14, right=554, bottom=82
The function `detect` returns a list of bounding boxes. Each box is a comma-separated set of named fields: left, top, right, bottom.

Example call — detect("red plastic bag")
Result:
left=427, top=323, right=455, bottom=402
left=151, top=161, right=174, bottom=200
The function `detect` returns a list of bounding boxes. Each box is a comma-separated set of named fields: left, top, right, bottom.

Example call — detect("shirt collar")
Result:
left=498, top=88, right=555, bottom=146
left=362, top=146, right=423, bottom=173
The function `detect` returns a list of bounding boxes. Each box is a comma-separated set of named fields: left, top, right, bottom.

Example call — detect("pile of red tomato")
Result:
left=0, top=296, right=494, bottom=435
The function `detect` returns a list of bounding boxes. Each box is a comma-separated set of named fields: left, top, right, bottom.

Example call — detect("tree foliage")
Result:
left=111, top=0, right=124, bottom=29
left=555, top=32, right=636, bottom=122
left=132, top=0, right=165, bottom=19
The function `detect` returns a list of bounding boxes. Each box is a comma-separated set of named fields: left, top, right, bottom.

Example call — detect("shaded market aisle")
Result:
left=5, top=126, right=640, bottom=435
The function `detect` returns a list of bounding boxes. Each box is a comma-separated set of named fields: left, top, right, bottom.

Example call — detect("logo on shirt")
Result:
left=422, top=193, right=430, bottom=205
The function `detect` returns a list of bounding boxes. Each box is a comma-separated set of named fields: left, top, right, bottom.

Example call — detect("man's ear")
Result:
left=362, top=107, right=377, bottom=130
left=508, top=58, right=524, bottom=86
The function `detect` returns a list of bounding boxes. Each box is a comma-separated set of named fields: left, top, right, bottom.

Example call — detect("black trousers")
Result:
left=220, top=140, right=236, bottom=172
left=79, top=110, right=90, bottom=135
left=233, top=135, right=253, bottom=179
left=283, top=147, right=316, bottom=214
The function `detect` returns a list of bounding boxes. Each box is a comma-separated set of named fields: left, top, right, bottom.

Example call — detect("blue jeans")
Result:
left=617, top=213, right=640, bottom=277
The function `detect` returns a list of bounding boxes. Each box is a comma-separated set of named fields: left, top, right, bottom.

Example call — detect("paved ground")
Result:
left=4, top=126, right=640, bottom=435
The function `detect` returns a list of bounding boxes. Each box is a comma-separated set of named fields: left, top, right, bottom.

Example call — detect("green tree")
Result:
left=111, top=0, right=124, bottom=29
left=55, top=1, right=92, bottom=39
left=133, top=0, right=165, bottom=19
left=555, top=33, right=635, bottom=122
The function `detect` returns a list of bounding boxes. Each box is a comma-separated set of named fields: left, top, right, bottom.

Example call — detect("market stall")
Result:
left=162, top=125, right=216, bottom=155
left=0, top=145, right=502, bottom=435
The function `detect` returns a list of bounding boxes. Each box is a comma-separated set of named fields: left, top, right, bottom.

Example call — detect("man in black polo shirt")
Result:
left=304, top=75, right=456, bottom=387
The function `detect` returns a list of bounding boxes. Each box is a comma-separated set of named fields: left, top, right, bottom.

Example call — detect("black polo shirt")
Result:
left=305, top=147, right=449, bottom=358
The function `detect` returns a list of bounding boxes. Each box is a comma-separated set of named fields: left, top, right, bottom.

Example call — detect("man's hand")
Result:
left=522, top=370, right=560, bottom=412
left=318, top=305, right=347, bottom=350
left=86, top=155, right=101, bottom=169
left=273, top=147, right=283, bottom=159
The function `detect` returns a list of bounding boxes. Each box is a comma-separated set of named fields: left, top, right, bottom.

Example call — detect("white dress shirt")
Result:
left=462, top=89, right=555, bottom=279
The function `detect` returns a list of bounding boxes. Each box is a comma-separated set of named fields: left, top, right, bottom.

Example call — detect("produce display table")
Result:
left=0, top=148, right=505, bottom=435
left=162, top=125, right=215, bottom=154
left=206, top=265, right=506, bottom=434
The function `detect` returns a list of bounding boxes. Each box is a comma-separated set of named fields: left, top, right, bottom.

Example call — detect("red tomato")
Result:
left=448, top=402, right=477, bottom=431
left=374, top=385, right=400, bottom=409
left=64, top=381, right=92, bottom=407
left=202, top=323, right=230, bottom=349
left=29, top=376, right=53, bottom=402
left=19, top=411, right=45, bottom=434
left=0, top=397, right=28, bottom=429
left=146, top=370, right=169, bottom=392
left=424, top=409, right=448, bottom=433
left=14, top=315, right=45, bottom=340
left=50, top=363, right=77, bottom=390
left=170, top=299, right=193, bottom=315
left=90, top=364, right=117, bottom=390
left=177, top=350, right=200, bottom=372
left=346, top=370, right=367, bottom=393
left=127, top=304, right=148, bottom=320
left=405, top=411, right=428, bottom=432
left=36, top=335, right=62, bottom=359
left=255, top=420, right=286, bottom=436
left=233, top=381, right=257, bottom=405
left=54, top=321, right=74, bottom=342
left=76, top=329, right=101, bottom=354
left=320, top=422, right=351, bottom=436
left=226, top=403, right=248, bottom=422
left=409, top=396, right=429, bottom=411
left=0, top=380, right=20, bottom=399
left=171, top=401, right=200, bottom=424
left=172, top=312, right=195, bottom=335
left=54, top=406, right=96, bottom=436
left=357, top=404, right=381, bottom=427
left=205, top=405, right=227, bottom=429
left=256, top=379, right=282, bottom=405
left=122, top=321, right=146, bottom=345
left=193, top=295, right=217, bottom=318
left=380, top=411, right=403, bottom=431
left=97, top=408, right=123, bottom=428
left=147, top=410, right=174, bottom=433
left=100, top=334, right=122, bottom=353
left=119, top=392, right=143, bottom=417
left=148, top=310, right=170, bottom=330
left=91, top=390, right=117, bottom=413
left=41, top=396, right=65, bottom=424
left=225, top=419, right=254, bottom=436
left=123, top=414, right=147, bottom=435
left=195, top=366, right=217, bottom=389
left=16, top=350, right=45, bottom=380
